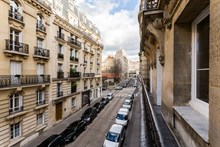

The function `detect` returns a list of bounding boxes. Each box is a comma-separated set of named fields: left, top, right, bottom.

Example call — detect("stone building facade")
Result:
left=115, top=49, right=128, bottom=79
left=0, top=0, right=103, bottom=146
left=139, top=0, right=220, bottom=147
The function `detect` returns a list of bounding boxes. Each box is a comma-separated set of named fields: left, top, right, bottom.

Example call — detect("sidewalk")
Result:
left=23, top=97, right=103, bottom=147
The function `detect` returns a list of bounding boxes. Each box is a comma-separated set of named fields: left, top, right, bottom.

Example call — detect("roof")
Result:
left=109, top=124, right=123, bottom=134
left=117, top=110, right=128, bottom=115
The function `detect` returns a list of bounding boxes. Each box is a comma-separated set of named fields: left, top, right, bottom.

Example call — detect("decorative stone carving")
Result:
left=159, top=55, right=165, bottom=66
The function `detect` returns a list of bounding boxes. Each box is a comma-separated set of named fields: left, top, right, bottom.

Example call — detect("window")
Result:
left=58, top=63, right=62, bottom=71
left=71, top=98, right=76, bottom=107
left=10, top=122, right=21, bottom=139
left=37, top=113, right=44, bottom=125
left=58, top=44, right=63, bottom=54
left=9, top=93, right=22, bottom=113
left=10, top=29, right=22, bottom=51
left=36, top=90, right=45, bottom=105
left=191, top=7, right=209, bottom=118
left=37, top=38, right=44, bottom=48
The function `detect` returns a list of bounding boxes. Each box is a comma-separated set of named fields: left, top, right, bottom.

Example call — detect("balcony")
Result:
left=68, top=72, right=81, bottom=79
left=57, top=70, right=64, bottom=78
left=90, top=73, right=95, bottom=77
left=36, top=23, right=46, bottom=32
left=5, top=40, right=29, bottom=57
left=68, top=37, right=81, bottom=48
left=0, top=75, right=50, bottom=88
left=57, top=91, right=63, bottom=97
left=34, top=47, right=50, bottom=60
left=71, top=85, right=77, bottom=93
left=56, top=31, right=65, bottom=42
left=58, top=53, right=64, bottom=59
left=9, top=106, right=23, bottom=115
left=36, top=100, right=46, bottom=106
left=83, top=73, right=90, bottom=78
left=9, top=10, right=23, bottom=22
left=84, top=86, right=87, bottom=90
left=70, top=56, right=79, bottom=62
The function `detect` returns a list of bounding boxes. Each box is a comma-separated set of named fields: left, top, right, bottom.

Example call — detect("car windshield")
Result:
left=106, top=132, right=119, bottom=142
left=116, top=114, right=127, bottom=120
left=124, top=102, right=130, bottom=105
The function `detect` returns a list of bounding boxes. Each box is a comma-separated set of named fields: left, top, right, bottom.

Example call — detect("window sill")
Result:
left=35, top=104, right=49, bottom=110
left=173, top=106, right=209, bottom=142
left=6, top=111, right=28, bottom=120
left=8, top=136, right=25, bottom=147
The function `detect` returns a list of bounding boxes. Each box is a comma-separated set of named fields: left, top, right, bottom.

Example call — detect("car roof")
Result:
left=117, top=111, right=128, bottom=115
left=39, top=134, right=60, bottom=146
left=119, top=108, right=129, bottom=112
left=124, top=99, right=131, bottom=102
left=109, top=124, right=123, bottom=134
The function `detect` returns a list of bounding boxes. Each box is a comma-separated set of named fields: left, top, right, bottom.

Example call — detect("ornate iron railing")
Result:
left=139, top=0, right=160, bottom=12
left=9, top=106, right=23, bottom=114
left=36, top=99, right=46, bottom=106
left=58, top=53, right=64, bottom=59
left=0, top=75, right=50, bottom=87
left=68, top=72, right=81, bottom=78
left=90, top=73, right=95, bottom=77
left=57, top=31, right=65, bottom=40
left=57, top=91, right=63, bottom=97
left=5, top=39, right=29, bottom=54
left=84, top=86, right=87, bottom=90
left=68, top=37, right=81, bottom=47
left=36, top=23, right=46, bottom=32
left=57, top=71, right=64, bottom=78
left=83, top=73, right=90, bottom=77
left=9, top=10, right=23, bottom=22
left=34, top=47, right=50, bottom=58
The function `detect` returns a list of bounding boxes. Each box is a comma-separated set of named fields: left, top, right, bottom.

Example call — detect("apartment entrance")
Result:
left=56, top=102, right=62, bottom=121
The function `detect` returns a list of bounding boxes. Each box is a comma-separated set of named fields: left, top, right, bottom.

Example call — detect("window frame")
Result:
left=9, top=93, right=22, bottom=113
left=10, top=122, right=21, bottom=139
left=71, top=97, right=77, bottom=108
left=36, top=90, right=45, bottom=105
left=37, top=113, right=45, bottom=126
left=190, top=6, right=209, bottom=118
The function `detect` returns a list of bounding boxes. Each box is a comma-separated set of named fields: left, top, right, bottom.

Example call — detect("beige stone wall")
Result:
left=209, top=0, right=220, bottom=146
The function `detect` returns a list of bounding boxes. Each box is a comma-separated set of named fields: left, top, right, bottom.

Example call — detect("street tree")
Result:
left=112, top=58, right=122, bottom=83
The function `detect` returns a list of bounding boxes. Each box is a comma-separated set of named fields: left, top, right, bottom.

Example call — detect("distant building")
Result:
left=115, top=49, right=128, bottom=79
left=102, top=55, right=115, bottom=82
left=128, top=60, right=139, bottom=77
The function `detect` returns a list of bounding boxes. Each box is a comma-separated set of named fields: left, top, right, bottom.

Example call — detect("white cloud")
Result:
left=77, top=0, right=140, bottom=61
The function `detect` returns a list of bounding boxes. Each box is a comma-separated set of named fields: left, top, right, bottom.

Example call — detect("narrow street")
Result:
left=66, top=86, right=138, bottom=147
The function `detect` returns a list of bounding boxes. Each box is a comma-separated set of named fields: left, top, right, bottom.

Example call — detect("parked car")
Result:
left=125, top=96, right=133, bottom=104
left=60, top=120, right=87, bottom=143
left=122, top=99, right=132, bottom=110
left=81, top=107, right=97, bottom=124
left=93, top=102, right=104, bottom=112
left=103, top=124, right=125, bottom=147
left=115, top=109, right=129, bottom=127
left=118, top=108, right=129, bottom=114
left=100, top=97, right=109, bottom=105
left=115, top=86, right=123, bottom=90
left=37, top=134, right=65, bottom=147
left=128, top=92, right=134, bottom=99
left=107, top=93, right=114, bottom=100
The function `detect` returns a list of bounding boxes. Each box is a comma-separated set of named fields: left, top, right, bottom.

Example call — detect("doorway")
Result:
left=56, top=102, right=62, bottom=121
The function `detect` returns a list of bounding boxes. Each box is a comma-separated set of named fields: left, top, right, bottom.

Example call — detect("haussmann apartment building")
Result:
left=139, top=0, right=220, bottom=147
left=0, top=0, right=103, bottom=146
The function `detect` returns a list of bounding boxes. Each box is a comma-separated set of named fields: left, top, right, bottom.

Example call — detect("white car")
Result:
left=118, top=108, right=129, bottom=114
left=107, top=93, right=114, bottom=100
left=122, top=99, right=132, bottom=110
left=103, top=124, right=125, bottom=147
left=115, top=110, right=129, bottom=126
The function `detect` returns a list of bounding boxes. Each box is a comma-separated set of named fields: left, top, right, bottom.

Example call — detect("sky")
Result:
left=76, top=0, right=140, bottom=61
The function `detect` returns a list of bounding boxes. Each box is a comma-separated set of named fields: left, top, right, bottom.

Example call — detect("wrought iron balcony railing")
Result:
left=5, top=39, right=29, bottom=54
left=70, top=56, right=79, bottom=62
left=9, top=10, right=23, bottom=22
left=57, top=91, right=63, bottom=97
left=57, top=31, right=65, bottom=40
left=36, top=23, right=46, bottom=32
left=83, top=73, right=90, bottom=77
left=90, top=73, right=95, bottom=77
left=36, top=99, right=46, bottom=106
left=34, top=47, right=50, bottom=58
left=68, top=72, right=81, bottom=78
left=57, top=71, right=64, bottom=78
left=84, top=86, right=87, bottom=90
left=58, top=53, right=64, bottom=59
left=68, top=37, right=81, bottom=47
left=9, top=106, right=23, bottom=114
left=0, top=75, right=50, bottom=88
left=139, top=0, right=160, bottom=12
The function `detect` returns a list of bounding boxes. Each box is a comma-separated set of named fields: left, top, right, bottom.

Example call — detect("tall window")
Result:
left=10, top=29, right=21, bottom=51
left=37, top=38, right=44, bottom=48
left=9, top=93, right=22, bottom=114
left=191, top=7, right=209, bottom=117
left=36, top=90, right=45, bottom=105
left=36, top=15, right=43, bottom=26
left=37, top=113, right=44, bottom=125
left=71, top=97, right=76, bottom=107
left=10, top=122, right=21, bottom=139
left=58, top=44, right=63, bottom=54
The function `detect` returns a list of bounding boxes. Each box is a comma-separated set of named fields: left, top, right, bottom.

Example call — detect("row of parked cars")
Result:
left=103, top=92, right=134, bottom=147
left=37, top=93, right=114, bottom=147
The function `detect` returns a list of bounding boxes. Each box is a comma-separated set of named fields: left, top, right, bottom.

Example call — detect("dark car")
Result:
left=100, top=97, right=109, bottom=106
left=81, top=107, right=97, bottom=124
left=93, top=102, right=104, bottom=112
left=60, top=120, right=87, bottom=143
left=37, top=134, right=65, bottom=147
